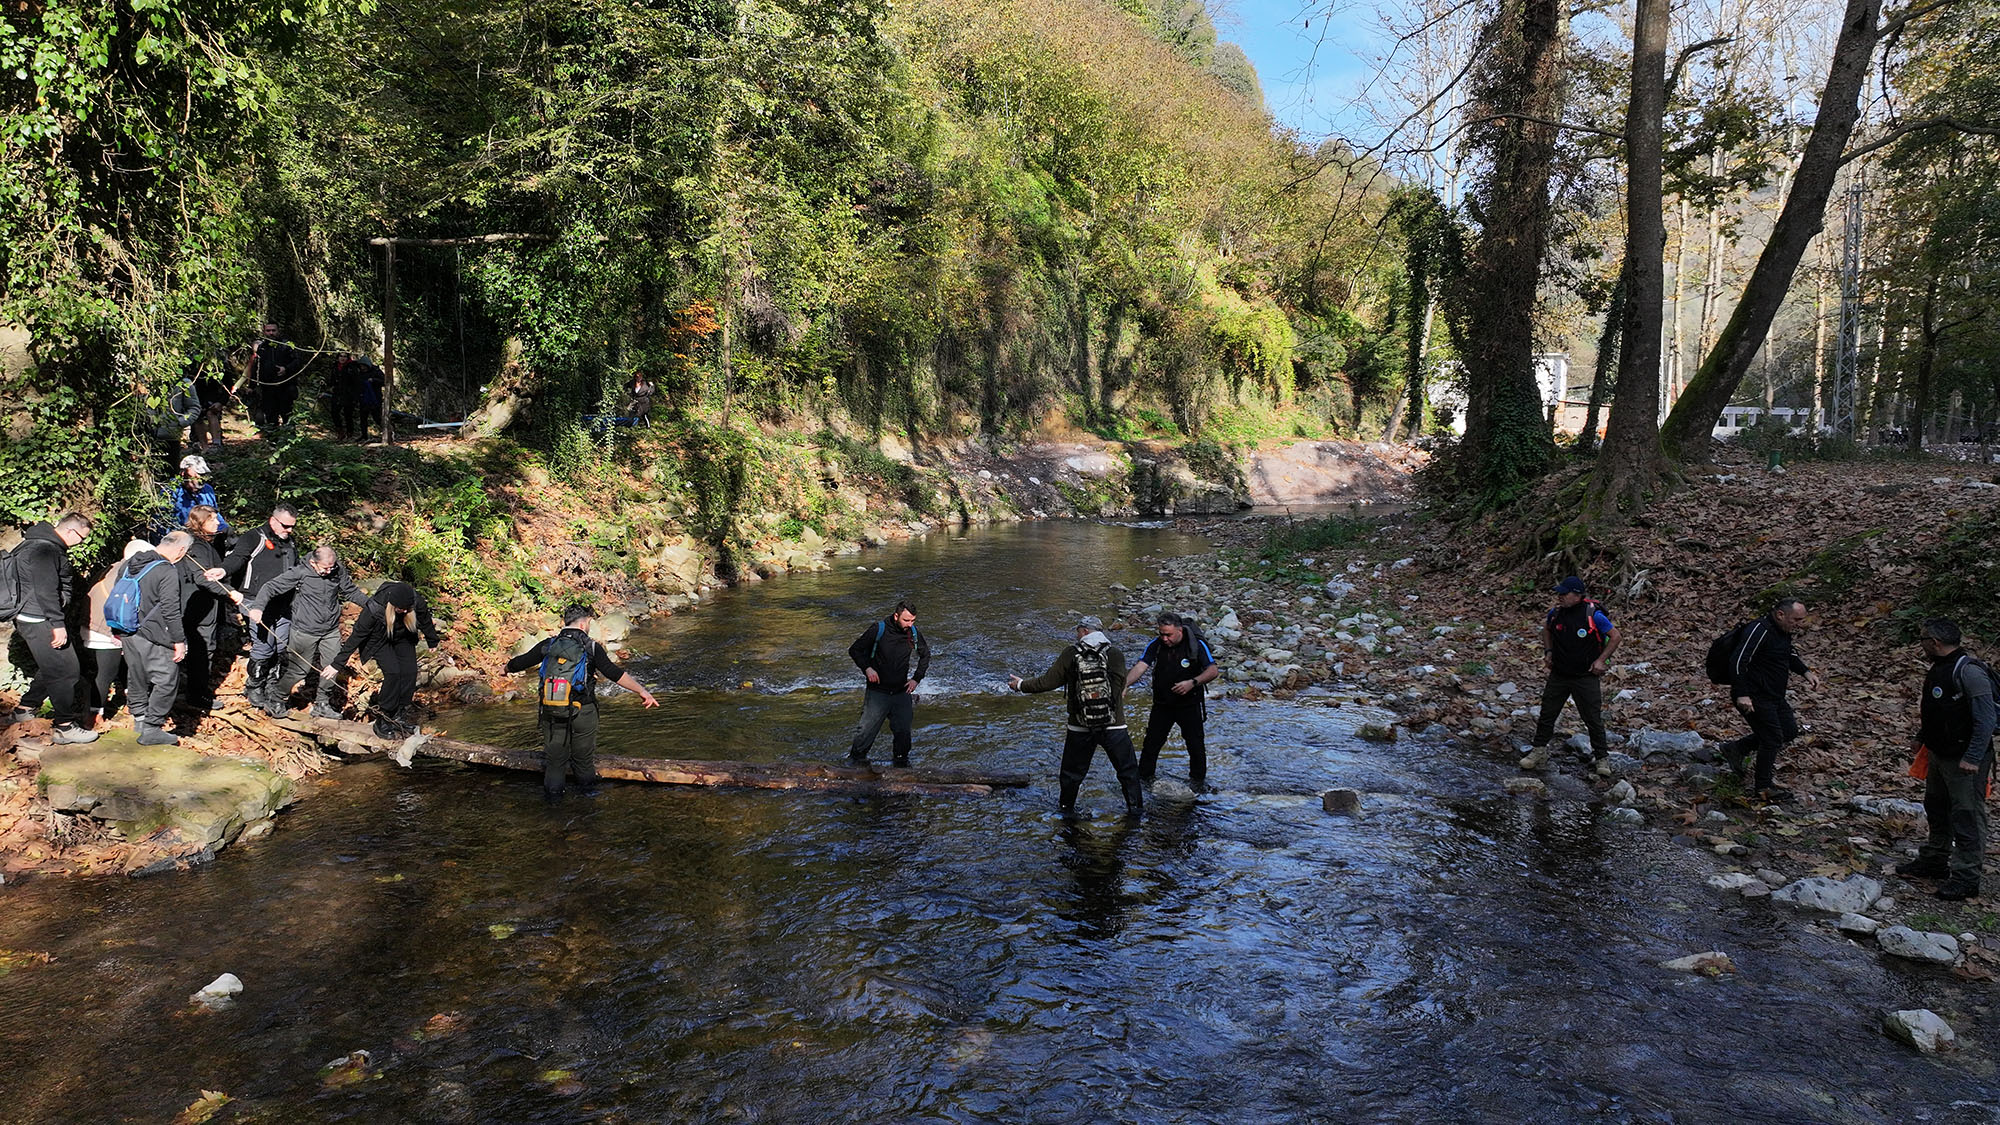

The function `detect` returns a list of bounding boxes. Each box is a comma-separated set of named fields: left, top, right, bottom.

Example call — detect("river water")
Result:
left=1, top=522, right=1995, bottom=1123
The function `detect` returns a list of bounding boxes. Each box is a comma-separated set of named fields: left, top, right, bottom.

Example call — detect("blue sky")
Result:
left=1218, top=0, right=1386, bottom=141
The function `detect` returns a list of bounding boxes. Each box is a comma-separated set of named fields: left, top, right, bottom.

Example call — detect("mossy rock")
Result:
left=37, top=732, right=294, bottom=848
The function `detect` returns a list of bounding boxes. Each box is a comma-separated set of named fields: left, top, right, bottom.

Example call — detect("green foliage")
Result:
left=1259, top=514, right=1376, bottom=560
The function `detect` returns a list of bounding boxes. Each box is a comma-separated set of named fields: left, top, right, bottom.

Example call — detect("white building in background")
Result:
left=1420, top=354, right=1574, bottom=438
left=1712, top=405, right=1828, bottom=437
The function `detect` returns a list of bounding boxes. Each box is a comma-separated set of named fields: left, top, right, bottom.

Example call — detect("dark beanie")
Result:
left=376, top=581, right=417, bottom=610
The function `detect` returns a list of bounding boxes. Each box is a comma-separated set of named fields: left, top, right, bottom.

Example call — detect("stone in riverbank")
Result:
left=1882, top=1009, right=1955, bottom=1053
left=37, top=734, right=294, bottom=849
left=1770, top=875, right=1881, bottom=915
left=1876, top=927, right=1959, bottom=965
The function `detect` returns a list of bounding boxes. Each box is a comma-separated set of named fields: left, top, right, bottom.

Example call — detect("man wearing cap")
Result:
left=1524, top=576, right=1620, bottom=772
left=1008, top=615, right=1145, bottom=818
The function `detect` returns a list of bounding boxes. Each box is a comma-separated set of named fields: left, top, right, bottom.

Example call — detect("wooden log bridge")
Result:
left=272, top=717, right=1032, bottom=797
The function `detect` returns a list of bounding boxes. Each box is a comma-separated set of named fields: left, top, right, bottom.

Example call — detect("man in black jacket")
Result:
left=845, top=600, right=930, bottom=767
left=224, top=504, right=301, bottom=712
left=243, top=546, right=369, bottom=718
left=5, top=512, right=98, bottom=743
left=1124, top=611, right=1222, bottom=786
left=1719, top=596, right=1820, bottom=801
left=1895, top=618, right=1996, bottom=901
left=1525, top=576, right=1621, bottom=772
left=117, top=532, right=192, bottom=746
left=1009, top=614, right=1144, bottom=818
left=505, top=604, right=658, bottom=800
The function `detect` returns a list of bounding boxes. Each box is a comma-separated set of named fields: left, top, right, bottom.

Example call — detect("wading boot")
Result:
left=1935, top=878, right=1981, bottom=901
left=1896, top=855, right=1951, bottom=880
left=1122, top=778, right=1145, bottom=820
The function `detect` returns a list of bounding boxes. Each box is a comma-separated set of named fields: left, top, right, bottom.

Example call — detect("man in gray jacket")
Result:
left=1008, top=614, right=1144, bottom=818
left=243, top=546, right=369, bottom=718
left=114, top=532, right=193, bottom=746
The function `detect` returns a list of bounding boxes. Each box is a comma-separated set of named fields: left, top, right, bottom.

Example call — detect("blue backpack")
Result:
left=538, top=631, right=592, bottom=723
left=105, top=559, right=167, bottom=636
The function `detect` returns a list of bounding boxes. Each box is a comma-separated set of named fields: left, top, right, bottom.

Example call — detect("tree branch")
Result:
left=1666, top=36, right=1734, bottom=98
left=1841, top=117, right=2000, bottom=164
left=1879, top=0, right=1965, bottom=38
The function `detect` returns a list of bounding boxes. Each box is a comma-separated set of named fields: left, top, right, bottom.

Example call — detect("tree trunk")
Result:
left=1812, top=237, right=1829, bottom=432
left=1580, top=0, right=1668, bottom=525
left=1658, top=0, right=1885, bottom=461
left=1665, top=196, right=1688, bottom=408
left=1909, top=269, right=1939, bottom=451
left=1577, top=264, right=1627, bottom=455
left=1453, top=0, right=1566, bottom=502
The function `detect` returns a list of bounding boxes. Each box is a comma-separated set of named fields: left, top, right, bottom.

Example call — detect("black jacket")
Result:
left=1017, top=634, right=1130, bottom=731
left=334, top=585, right=439, bottom=667
left=1727, top=615, right=1810, bottom=701
left=120, top=550, right=187, bottom=645
left=223, top=527, right=300, bottom=598
left=849, top=617, right=930, bottom=693
left=247, top=561, right=368, bottom=635
left=505, top=628, right=627, bottom=705
left=177, top=535, right=237, bottom=636
left=10, top=522, right=74, bottom=621
left=1138, top=632, right=1216, bottom=710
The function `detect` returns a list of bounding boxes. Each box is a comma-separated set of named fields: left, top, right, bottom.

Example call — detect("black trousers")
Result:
left=122, top=634, right=181, bottom=729
left=372, top=640, right=419, bottom=717
left=1721, top=696, right=1798, bottom=790
left=541, top=703, right=600, bottom=794
left=1059, top=727, right=1144, bottom=813
left=1533, top=671, right=1608, bottom=752
left=15, top=619, right=81, bottom=726
left=1139, top=704, right=1207, bottom=780
left=1918, top=750, right=1993, bottom=884
left=86, top=646, right=125, bottom=717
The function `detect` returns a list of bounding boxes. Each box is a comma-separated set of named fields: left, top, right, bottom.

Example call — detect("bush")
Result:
left=1913, top=507, right=2000, bottom=641
left=1260, top=513, right=1375, bottom=559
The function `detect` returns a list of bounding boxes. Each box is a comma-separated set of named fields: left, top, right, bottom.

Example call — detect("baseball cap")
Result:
left=180, top=454, right=210, bottom=475
left=1077, top=615, right=1103, bottom=631
left=1554, top=576, right=1586, bottom=595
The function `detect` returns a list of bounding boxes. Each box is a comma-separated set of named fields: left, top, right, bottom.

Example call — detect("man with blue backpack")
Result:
left=1524, top=575, right=1622, bottom=773
left=108, top=531, right=193, bottom=746
left=844, top=600, right=930, bottom=767
left=505, top=604, right=659, bottom=800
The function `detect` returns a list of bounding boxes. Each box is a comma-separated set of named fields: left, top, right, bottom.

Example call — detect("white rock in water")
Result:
left=1836, top=913, right=1881, bottom=936
left=192, top=973, right=243, bottom=1007
left=1707, top=873, right=1763, bottom=892
left=1876, top=926, right=1959, bottom=964
left=1771, top=875, right=1882, bottom=915
left=1606, top=780, right=1637, bottom=806
left=1660, top=951, right=1734, bottom=974
left=1883, top=1009, right=1956, bottom=1053
left=1152, top=779, right=1198, bottom=800
left=1604, top=807, right=1645, bottom=825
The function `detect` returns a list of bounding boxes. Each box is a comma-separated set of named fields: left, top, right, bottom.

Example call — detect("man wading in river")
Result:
left=1010, top=615, right=1144, bottom=819
left=845, top=600, right=929, bottom=767
left=1125, top=611, right=1221, bottom=788
left=506, top=604, right=658, bottom=801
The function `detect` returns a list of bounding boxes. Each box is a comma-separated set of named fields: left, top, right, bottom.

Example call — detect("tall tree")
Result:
left=1450, top=0, right=1569, bottom=504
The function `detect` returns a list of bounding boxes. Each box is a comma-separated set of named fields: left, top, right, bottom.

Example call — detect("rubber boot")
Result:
left=1058, top=779, right=1080, bottom=816
left=1121, top=778, right=1145, bottom=819
left=246, top=659, right=275, bottom=713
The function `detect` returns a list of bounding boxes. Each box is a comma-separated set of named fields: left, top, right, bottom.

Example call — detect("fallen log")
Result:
left=271, top=715, right=1031, bottom=796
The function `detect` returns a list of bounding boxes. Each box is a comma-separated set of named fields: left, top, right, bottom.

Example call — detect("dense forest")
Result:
left=0, top=0, right=1404, bottom=539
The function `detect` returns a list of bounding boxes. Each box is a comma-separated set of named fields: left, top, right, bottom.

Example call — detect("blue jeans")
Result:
left=848, top=689, right=914, bottom=763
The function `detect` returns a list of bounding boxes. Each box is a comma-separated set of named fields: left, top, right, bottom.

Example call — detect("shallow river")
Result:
left=2, top=522, right=1996, bottom=1123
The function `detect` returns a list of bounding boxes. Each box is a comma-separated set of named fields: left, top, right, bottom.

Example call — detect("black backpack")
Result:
left=1704, top=620, right=1759, bottom=685
left=1075, top=641, right=1115, bottom=728
left=0, top=541, right=24, bottom=622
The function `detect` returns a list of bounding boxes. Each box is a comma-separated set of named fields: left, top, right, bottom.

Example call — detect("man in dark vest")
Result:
left=844, top=600, right=930, bottom=767
left=505, top=604, right=658, bottom=801
left=1009, top=614, right=1144, bottom=818
left=1895, top=618, right=1995, bottom=901
left=1718, top=595, right=1819, bottom=802
left=1524, top=575, right=1621, bottom=773
left=223, top=504, right=300, bottom=713
left=1124, top=611, right=1222, bottom=787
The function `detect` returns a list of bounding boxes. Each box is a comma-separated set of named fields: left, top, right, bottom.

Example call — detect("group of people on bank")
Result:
left=155, top=324, right=387, bottom=476
left=1529, top=577, right=1993, bottom=902
left=5, top=505, right=440, bottom=747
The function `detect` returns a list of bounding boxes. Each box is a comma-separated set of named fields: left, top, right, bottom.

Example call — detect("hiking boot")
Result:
left=1518, top=746, right=1550, bottom=771
left=1895, top=856, right=1951, bottom=880
left=846, top=753, right=869, bottom=766
left=371, top=718, right=399, bottom=740
left=1720, top=742, right=1747, bottom=776
left=1755, top=786, right=1796, bottom=804
left=1935, top=879, right=1981, bottom=901
left=308, top=703, right=344, bottom=720
left=136, top=725, right=179, bottom=746
left=891, top=756, right=910, bottom=769
left=51, top=723, right=100, bottom=745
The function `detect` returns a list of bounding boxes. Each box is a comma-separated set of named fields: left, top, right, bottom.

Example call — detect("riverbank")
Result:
left=1, top=422, right=1417, bottom=881
left=1113, top=448, right=2000, bottom=973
